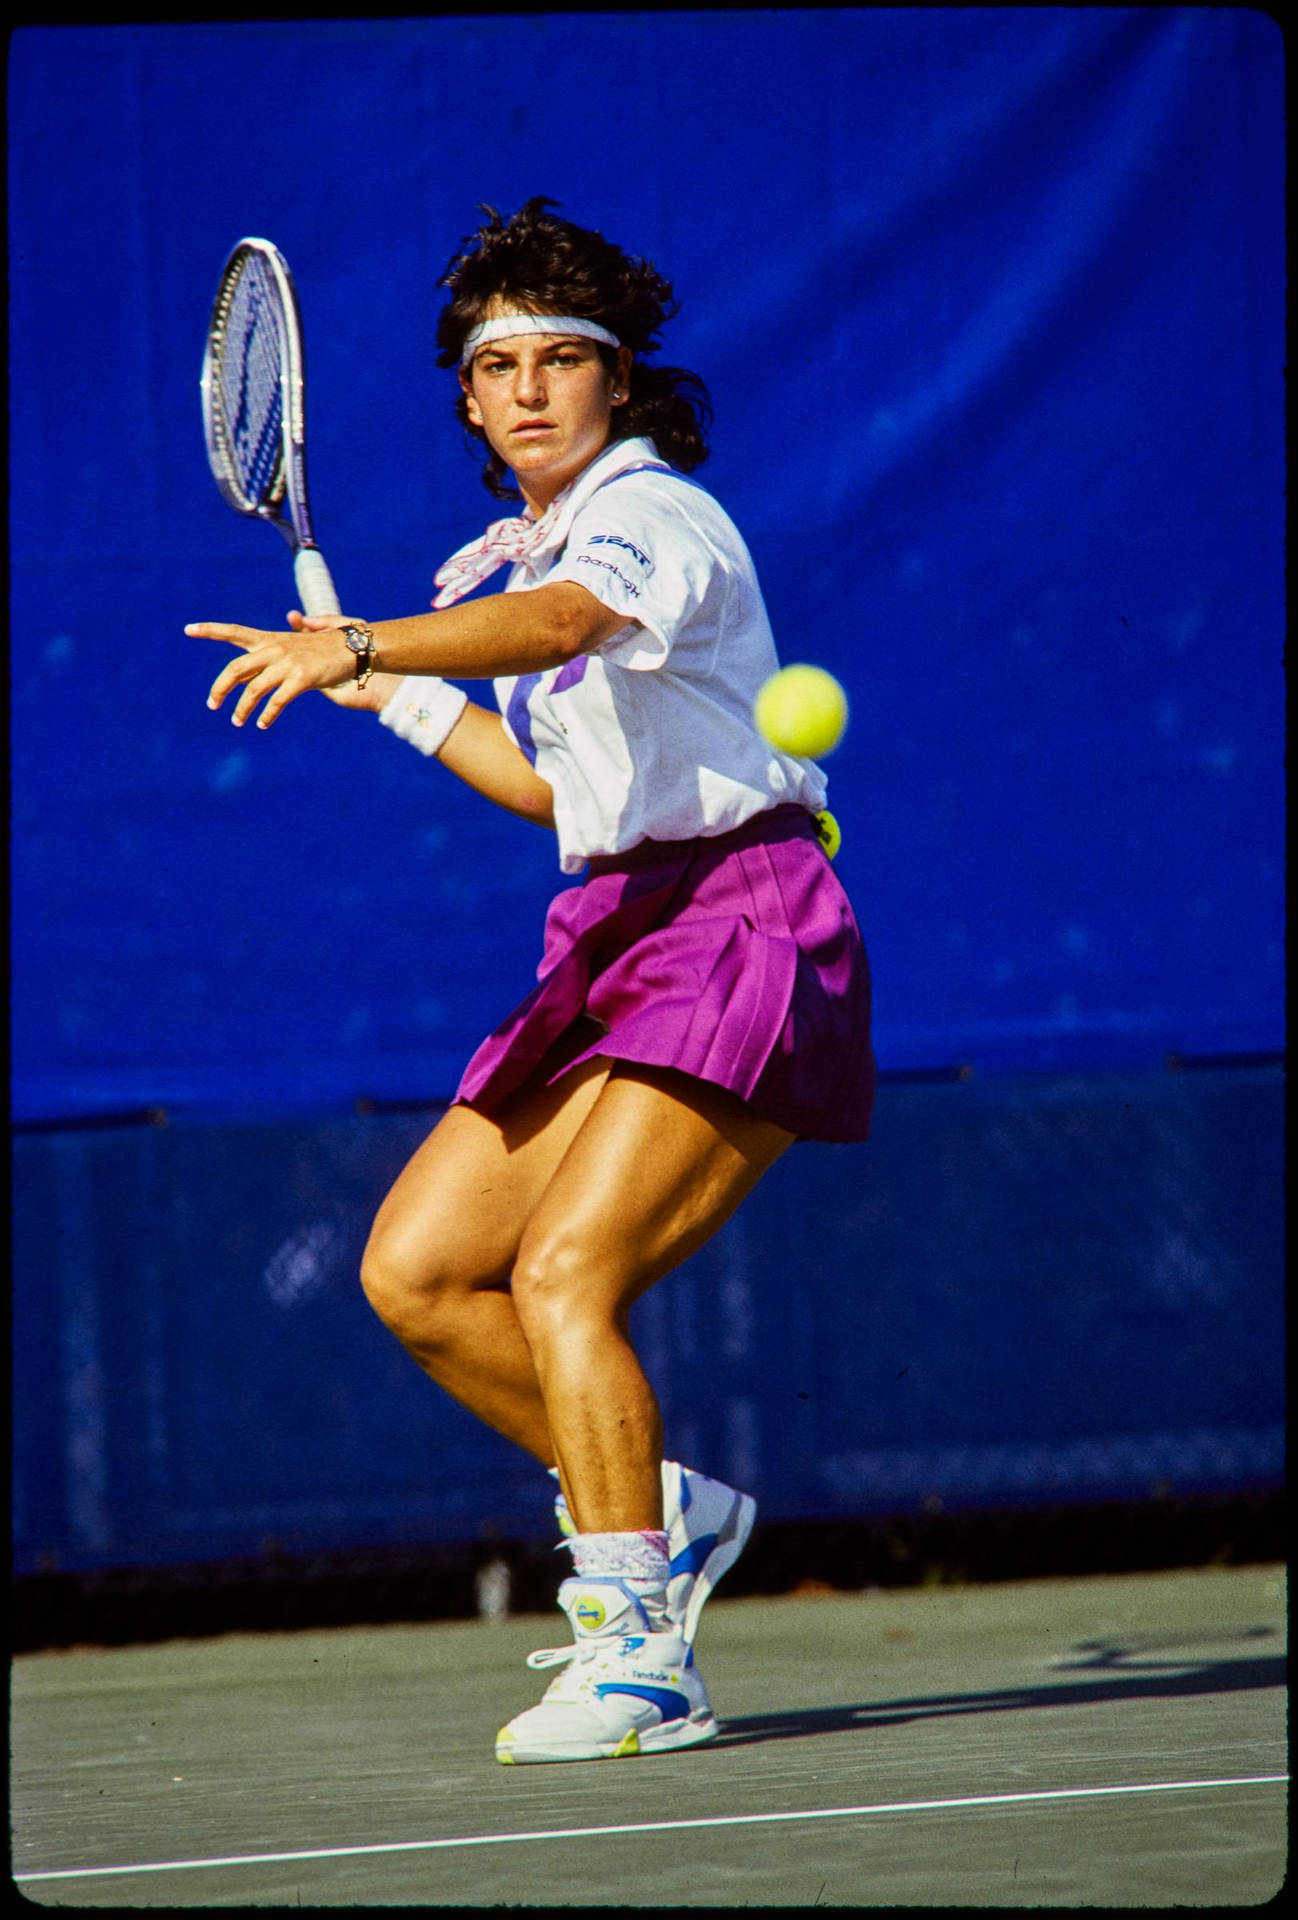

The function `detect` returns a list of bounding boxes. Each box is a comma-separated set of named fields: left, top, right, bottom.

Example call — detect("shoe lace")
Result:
left=526, top=1642, right=582, bottom=1673
left=523, top=1637, right=615, bottom=1706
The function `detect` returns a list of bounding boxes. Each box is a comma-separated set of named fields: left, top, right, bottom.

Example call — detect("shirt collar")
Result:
left=516, top=437, right=667, bottom=574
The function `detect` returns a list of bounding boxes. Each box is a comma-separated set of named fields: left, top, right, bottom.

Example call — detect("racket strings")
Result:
left=215, top=257, right=285, bottom=505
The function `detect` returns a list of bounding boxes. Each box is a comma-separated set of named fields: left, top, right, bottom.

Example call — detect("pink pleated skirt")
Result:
left=454, top=805, right=876, bottom=1142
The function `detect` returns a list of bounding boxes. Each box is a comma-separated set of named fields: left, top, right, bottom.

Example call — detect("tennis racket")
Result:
left=201, top=237, right=341, bottom=617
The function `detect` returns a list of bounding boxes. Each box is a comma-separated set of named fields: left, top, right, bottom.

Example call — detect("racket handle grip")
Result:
left=294, top=546, right=342, bottom=618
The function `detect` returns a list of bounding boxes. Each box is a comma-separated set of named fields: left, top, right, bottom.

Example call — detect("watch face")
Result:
left=345, top=628, right=366, bottom=654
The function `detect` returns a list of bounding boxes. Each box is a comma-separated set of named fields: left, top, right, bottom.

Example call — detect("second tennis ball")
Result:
left=754, top=664, right=848, bottom=758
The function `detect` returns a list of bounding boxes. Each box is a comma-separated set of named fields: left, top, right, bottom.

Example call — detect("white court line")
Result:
left=15, top=1774, right=1287, bottom=1883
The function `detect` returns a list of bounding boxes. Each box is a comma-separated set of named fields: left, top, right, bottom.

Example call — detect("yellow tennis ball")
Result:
left=754, top=664, right=848, bottom=759
left=813, top=809, right=843, bottom=859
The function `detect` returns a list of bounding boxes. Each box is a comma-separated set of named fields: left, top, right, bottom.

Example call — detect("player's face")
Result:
left=461, top=327, right=633, bottom=513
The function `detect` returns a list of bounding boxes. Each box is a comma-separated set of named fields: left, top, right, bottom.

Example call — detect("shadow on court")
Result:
left=714, top=1625, right=1286, bottom=1747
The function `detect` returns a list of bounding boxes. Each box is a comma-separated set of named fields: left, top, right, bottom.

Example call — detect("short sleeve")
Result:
left=545, top=482, right=723, bottom=671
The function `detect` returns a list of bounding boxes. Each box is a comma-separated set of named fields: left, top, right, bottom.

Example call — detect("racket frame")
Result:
left=201, top=237, right=341, bottom=615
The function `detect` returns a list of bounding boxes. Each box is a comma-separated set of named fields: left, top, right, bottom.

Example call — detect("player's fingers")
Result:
left=230, top=662, right=295, bottom=730
left=252, top=678, right=306, bottom=730
left=289, top=611, right=353, bottom=632
left=206, top=648, right=274, bottom=711
left=185, top=622, right=264, bottom=651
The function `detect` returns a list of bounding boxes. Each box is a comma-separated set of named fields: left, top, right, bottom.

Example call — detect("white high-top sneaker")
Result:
left=495, top=1577, right=718, bottom=1764
left=661, top=1461, right=757, bottom=1644
left=552, top=1462, right=757, bottom=1645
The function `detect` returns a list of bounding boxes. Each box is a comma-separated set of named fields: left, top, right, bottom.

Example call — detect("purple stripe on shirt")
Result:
left=552, top=655, right=589, bottom=694
left=506, top=674, right=542, bottom=764
left=507, top=657, right=590, bottom=764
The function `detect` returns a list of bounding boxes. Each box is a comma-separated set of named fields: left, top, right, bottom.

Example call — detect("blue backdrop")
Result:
left=8, top=9, right=1286, bottom=1124
left=7, top=14, right=1284, bottom=1576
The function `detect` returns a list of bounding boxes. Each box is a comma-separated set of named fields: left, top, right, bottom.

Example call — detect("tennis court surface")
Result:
left=11, top=1563, right=1286, bottom=1907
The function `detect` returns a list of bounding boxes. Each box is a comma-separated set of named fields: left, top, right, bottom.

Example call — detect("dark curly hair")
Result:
left=435, top=198, right=712, bottom=500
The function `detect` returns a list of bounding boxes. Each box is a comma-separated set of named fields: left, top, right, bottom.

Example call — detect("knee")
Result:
left=511, top=1228, right=625, bottom=1347
left=359, top=1225, right=454, bottom=1349
left=358, top=1229, right=415, bottom=1333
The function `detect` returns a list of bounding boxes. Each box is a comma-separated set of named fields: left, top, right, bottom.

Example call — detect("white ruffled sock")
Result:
left=567, top=1529, right=672, bottom=1631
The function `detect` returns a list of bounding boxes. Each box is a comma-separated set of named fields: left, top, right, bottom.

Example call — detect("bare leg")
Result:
left=360, top=1057, right=612, bottom=1466
left=510, top=1064, right=794, bottom=1534
left=361, top=1057, right=792, bottom=1535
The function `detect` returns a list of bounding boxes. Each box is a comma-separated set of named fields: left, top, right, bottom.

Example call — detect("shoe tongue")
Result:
left=559, top=1579, right=644, bottom=1639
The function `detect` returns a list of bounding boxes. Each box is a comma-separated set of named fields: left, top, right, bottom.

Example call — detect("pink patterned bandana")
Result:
left=431, top=506, right=560, bottom=609
left=431, top=448, right=670, bottom=610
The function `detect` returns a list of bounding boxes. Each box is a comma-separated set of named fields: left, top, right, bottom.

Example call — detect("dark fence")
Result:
left=14, top=1064, right=1283, bottom=1610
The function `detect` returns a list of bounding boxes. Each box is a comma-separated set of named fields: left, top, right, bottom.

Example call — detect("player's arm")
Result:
left=283, top=614, right=557, bottom=825
left=431, top=701, right=556, bottom=827
left=367, top=580, right=632, bottom=678
left=190, top=581, right=633, bottom=730
left=317, top=665, right=555, bottom=825
left=324, top=661, right=554, bottom=822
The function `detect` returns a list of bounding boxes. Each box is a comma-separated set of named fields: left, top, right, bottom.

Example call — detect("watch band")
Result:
left=342, top=623, right=377, bottom=688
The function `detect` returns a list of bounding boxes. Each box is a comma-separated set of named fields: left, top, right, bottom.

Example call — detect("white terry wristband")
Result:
left=378, top=676, right=469, bottom=757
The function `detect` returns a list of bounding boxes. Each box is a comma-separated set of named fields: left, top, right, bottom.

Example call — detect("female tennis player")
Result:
left=191, top=198, right=876, bottom=1764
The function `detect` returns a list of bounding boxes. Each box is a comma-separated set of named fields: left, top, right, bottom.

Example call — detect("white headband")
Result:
left=460, top=313, right=621, bottom=366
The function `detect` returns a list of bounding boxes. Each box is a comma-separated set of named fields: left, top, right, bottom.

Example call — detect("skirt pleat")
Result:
left=454, top=805, right=876, bottom=1141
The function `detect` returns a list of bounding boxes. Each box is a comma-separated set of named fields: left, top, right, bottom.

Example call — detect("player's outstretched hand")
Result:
left=285, top=611, right=384, bottom=711
left=188, top=615, right=356, bottom=728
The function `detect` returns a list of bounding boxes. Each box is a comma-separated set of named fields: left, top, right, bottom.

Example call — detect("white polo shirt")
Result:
left=482, top=437, right=827, bottom=873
